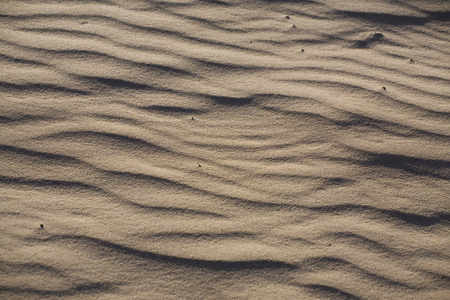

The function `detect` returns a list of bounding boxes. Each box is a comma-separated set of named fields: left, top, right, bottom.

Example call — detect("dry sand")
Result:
left=1, top=0, right=449, bottom=299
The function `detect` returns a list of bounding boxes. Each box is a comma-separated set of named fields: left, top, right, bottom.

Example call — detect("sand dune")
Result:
left=1, top=0, right=449, bottom=299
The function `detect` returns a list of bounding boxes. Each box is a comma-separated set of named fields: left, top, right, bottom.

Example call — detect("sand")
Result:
left=1, top=0, right=449, bottom=299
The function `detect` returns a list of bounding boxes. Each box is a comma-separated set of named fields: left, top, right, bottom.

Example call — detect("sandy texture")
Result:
left=1, top=0, right=449, bottom=299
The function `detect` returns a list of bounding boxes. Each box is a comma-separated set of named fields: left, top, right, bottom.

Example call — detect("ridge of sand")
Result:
left=1, top=0, right=449, bottom=299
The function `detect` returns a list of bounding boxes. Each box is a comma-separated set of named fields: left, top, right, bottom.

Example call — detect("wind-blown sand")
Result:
left=1, top=0, right=449, bottom=299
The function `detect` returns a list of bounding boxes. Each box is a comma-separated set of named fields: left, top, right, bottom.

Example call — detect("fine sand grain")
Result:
left=1, top=0, right=449, bottom=299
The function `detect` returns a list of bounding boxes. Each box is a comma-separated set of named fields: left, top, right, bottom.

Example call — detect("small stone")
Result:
left=373, top=32, right=384, bottom=39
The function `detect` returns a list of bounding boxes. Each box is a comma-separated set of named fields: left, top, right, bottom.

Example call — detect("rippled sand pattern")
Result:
left=1, top=0, right=449, bottom=299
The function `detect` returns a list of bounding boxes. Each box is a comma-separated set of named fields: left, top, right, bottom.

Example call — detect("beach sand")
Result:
left=1, top=0, right=449, bottom=299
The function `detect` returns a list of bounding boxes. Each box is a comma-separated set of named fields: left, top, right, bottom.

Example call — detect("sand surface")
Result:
left=1, top=0, right=449, bottom=299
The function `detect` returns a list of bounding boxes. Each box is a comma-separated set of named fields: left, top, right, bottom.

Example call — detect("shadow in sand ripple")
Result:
left=125, top=201, right=226, bottom=218
left=0, top=145, right=84, bottom=164
left=85, top=77, right=155, bottom=90
left=302, top=284, right=361, bottom=300
left=44, top=235, right=297, bottom=271
left=0, top=283, right=116, bottom=297
left=42, top=130, right=172, bottom=153
left=0, top=82, right=90, bottom=95
left=366, top=153, right=450, bottom=180
left=0, top=115, right=55, bottom=124
left=309, top=204, right=450, bottom=227
left=139, top=105, right=205, bottom=115
left=0, top=175, right=112, bottom=197
left=426, top=11, right=450, bottom=22
left=0, top=53, right=48, bottom=66
left=323, top=232, right=450, bottom=261
left=298, top=256, right=413, bottom=290
left=338, top=11, right=430, bottom=26
left=146, top=231, right=255, bottom=240
left=208, top=95, right=254, bottom=106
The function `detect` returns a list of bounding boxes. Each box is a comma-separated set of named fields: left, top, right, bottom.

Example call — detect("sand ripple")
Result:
left=1, top=0, right=449, bottom=299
